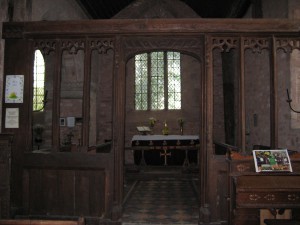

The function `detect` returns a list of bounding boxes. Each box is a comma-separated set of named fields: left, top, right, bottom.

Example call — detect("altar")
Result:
left=131, top=135, right=199, bottom=167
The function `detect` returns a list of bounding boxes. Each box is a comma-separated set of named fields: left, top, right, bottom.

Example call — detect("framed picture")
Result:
left=5, top=75, right=24, bottom=103
left=253, top=149, right=293, bottom=172
left=60, top=118, right=66, bottom=126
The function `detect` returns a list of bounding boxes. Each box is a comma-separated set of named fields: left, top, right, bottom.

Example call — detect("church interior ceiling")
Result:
left=76, top=0, right=251, bottom=19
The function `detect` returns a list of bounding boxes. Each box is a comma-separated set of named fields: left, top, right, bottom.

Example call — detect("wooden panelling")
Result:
left=0, top=134, right=13, bottom=219
left=24, top=169, right=105, bottom=217
left=22, top=152, right=111, bottom=218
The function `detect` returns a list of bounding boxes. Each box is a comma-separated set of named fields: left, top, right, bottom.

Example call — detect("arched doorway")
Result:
left=121, top=36, right=204, bottom=223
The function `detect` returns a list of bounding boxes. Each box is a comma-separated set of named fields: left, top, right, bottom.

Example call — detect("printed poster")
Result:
left=5, top=75, right=24, bottom=103
left=5, top=108, right=19, bottom=128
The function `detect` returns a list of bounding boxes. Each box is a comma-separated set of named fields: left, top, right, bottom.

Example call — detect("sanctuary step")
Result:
left=125, top=165, right=199, bottom=180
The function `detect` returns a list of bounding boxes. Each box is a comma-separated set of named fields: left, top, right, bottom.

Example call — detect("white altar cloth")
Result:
left=132, top=135, right=199, bottom=141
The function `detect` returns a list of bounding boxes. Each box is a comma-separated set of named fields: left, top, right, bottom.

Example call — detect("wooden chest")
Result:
left=235, top=175, right=300, bottom=209
left=228, top=154, right=300, bottom=225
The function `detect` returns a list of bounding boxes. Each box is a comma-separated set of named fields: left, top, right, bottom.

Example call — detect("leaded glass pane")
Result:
left=167, top=52, right=181, bottom=109
left=134, top=51, right=181, bottom=111
left=135, top=53, right=148, bottom=110
left=33, top=50, right=45, bottom=111
left=151, top=52, right=164, bottom=110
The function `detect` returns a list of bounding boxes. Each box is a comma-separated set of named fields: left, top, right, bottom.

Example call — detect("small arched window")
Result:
left=33, top=50, right=45, bottom=111
left=135, top=51, right=181, bottom=110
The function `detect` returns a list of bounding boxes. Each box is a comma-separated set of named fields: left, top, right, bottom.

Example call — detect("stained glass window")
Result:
left=135, top=51, right=181, bottom=110
left=33, top=50, right=45, bottom=111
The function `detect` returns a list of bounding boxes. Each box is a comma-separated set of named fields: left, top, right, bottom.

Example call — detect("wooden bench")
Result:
left=0, top=217, right=85, bottom=225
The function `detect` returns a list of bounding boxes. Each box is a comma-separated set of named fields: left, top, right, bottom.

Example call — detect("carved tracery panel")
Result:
left=34, top=40, right=57, bottom=55
left=243, top=37, right=270, bottom=53
left=123, top=36, right=203, bottom=60
left=211, top=37, right=239, bottom=52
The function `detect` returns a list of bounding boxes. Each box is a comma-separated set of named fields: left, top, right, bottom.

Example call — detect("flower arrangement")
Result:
left=162, top=120, right=169, bottom=135
left=178, top=118, right=184, bottom=126
left=149, top=117, right=157, bottom=128
left=178, top=118, right=184, bottom=135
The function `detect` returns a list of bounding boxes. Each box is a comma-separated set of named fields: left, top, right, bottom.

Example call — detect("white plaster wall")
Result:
left=31, top=0, right=88, bottom=21
left=12, top=0, right=88, bottom=21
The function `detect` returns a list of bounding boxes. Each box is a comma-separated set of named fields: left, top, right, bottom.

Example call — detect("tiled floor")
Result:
left=122, top=178, right=199, bottom=224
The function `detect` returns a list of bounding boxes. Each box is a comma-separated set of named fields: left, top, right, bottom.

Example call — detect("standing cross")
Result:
left=160, top=149, right=171, bottom=166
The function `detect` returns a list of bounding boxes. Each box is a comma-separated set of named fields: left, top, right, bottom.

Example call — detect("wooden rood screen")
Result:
left=2, top=19, right=300, bottom=224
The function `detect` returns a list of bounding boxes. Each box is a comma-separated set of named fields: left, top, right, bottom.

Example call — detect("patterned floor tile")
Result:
left=122, top=179, right=199, bottom=224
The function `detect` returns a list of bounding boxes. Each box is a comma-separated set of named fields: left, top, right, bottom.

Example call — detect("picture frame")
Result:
left=253, top=149, right=293, bottom=172
left=60, top=117, right=66, bottom=126
left=5, top=75, right=24, bottom=103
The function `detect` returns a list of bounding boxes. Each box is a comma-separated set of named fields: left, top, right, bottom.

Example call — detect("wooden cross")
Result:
left=160, top=149, right=171, bottom=166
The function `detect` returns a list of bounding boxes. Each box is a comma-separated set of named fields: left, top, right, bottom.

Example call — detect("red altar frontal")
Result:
left=131, top=135, right=199, bottom=167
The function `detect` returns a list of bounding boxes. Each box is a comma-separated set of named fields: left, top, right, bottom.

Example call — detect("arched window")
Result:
left=135, top=51, right=181, bottom=110
left=33, top=50, right=45, bottom=111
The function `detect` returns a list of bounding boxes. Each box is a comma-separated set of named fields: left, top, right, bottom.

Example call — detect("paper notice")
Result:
left=5, top=108, right=19, bottom=128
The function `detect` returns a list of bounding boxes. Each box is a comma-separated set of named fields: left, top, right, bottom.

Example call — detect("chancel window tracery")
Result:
left=135, top=51, right=181, bottom=111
